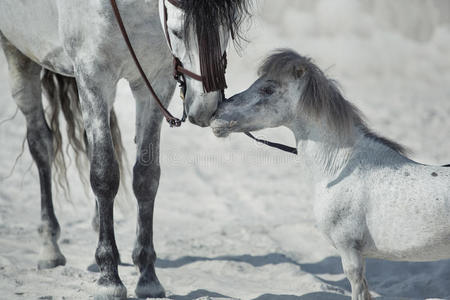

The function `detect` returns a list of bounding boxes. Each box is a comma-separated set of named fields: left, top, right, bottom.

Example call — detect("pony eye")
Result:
left=261, top=86, right=275, bottom=95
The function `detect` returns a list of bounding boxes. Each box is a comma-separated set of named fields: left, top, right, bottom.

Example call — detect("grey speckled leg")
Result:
left=340, top=247, right=372, bottom=300
left=130, top=82, right=168, bottom=298
left=1, top=34, right=66, bottom=270
left=74, top=64, right=126, bottom=300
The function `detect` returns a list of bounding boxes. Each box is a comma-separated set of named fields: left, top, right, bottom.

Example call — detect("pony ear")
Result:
left=293, top=65, right=305, bottom=79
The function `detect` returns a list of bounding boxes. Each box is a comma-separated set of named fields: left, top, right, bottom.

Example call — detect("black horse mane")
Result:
left=181, top=0, right=251, bottom=92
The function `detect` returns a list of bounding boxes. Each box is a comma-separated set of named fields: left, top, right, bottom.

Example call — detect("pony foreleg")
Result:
left=1, top=34, right=66, bottom=269
left=130, top=82, right=168, bottom=298
left=339, top=247, right=371, bottom=300
left=75, top=67, right=126, bottom=300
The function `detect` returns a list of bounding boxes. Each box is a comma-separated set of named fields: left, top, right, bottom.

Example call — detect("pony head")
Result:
left=211, top=49, right=363, bottom=142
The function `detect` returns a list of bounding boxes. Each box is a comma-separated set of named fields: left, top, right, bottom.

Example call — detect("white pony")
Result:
left=211, top=49, right=450, bottom=300
left=0, top=0, right=249, bottom=299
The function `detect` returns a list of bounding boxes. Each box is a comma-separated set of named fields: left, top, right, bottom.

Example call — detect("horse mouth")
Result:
left=212, top=127, right=230, bottom=137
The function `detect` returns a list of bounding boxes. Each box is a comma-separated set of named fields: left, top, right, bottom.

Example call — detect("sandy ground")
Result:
left=1, top=1, right=450, bottom=299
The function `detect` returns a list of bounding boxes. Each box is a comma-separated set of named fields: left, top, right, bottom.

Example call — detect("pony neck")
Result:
left=288, top=117, right=411, bottom=184
left=288, top=117, right=361, bottom=183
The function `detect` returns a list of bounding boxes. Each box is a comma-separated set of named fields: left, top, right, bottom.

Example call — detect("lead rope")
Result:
left=110, top=0, right=183, bottom=127
left=245, top=132, right=298, bottom=155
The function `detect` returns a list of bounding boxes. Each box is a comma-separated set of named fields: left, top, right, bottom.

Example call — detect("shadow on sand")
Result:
left=168, top=289, right=234, bottom=300
left=166, top=290, right=349, bottom=300
left=156, top=253, right=450, bottom=299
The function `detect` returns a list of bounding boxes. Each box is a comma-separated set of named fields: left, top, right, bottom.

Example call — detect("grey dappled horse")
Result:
left=0, top=0, right=249, bottom=298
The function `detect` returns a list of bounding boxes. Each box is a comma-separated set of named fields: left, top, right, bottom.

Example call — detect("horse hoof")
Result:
left=37, top=255, right=66, bottom=270
left=95, top=282, right=127, bottom=300
left=135, top=280, right=165, bottom=299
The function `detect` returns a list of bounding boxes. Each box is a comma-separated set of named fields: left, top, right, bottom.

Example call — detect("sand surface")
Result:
left=1, top=1, right=450, bottom=299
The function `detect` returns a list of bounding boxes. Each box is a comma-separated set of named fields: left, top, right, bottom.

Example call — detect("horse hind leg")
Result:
left=0, top=34, right=66, bottom=269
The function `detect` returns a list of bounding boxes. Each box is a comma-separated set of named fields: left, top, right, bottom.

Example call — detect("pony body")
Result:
left=211, top=49, right=450, bottom=299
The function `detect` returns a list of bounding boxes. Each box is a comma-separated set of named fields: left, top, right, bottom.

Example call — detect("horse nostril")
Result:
left=188, top=116, right=196, bottom=124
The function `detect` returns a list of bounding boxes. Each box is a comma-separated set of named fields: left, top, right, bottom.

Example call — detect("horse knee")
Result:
left=132, top=163, right=160, bottom=198
left=90, top=156, right=120, bottom=201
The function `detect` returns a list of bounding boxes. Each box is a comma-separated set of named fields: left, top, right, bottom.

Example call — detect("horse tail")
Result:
left=40, top=69, right=126, bottom=200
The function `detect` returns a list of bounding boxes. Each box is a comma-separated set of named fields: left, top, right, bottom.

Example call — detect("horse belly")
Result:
left=364, top=171, right=450, bottom=261
left=0, top=0, right=73, bottom=75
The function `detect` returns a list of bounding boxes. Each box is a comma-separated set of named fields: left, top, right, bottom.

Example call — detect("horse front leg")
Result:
left=75, top=66, right=126, bottom=300
left=130, top=81, right=171, bottom=298
left=339, top=246, right=372, bottom=300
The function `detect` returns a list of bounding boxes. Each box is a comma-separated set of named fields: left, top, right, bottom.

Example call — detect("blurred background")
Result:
left=1, top=1, right=450, bottom=299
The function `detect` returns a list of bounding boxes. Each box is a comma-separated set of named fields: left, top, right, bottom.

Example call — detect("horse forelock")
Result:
left=181, top=0, right=251, bottom=92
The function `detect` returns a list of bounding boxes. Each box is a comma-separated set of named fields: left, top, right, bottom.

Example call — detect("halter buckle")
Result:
left=168, top=118, right=182, bottom=127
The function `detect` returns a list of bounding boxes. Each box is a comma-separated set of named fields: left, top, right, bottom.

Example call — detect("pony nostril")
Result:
left=188, top=116, right=209, bottom=127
